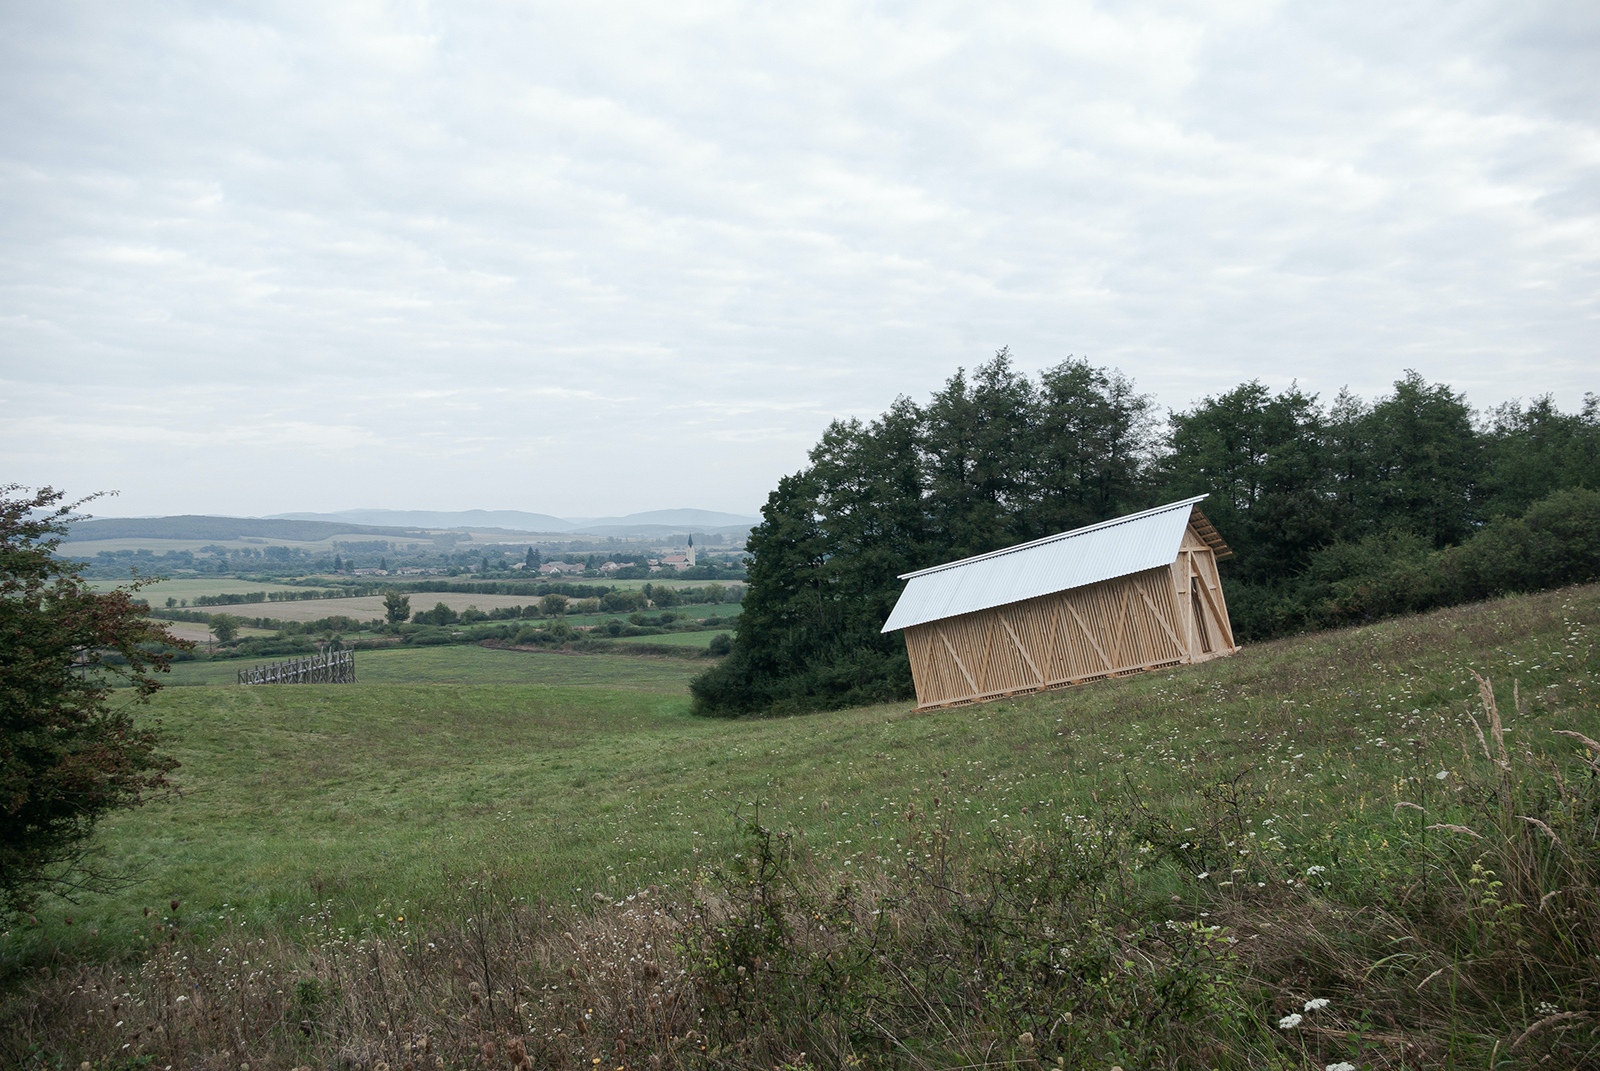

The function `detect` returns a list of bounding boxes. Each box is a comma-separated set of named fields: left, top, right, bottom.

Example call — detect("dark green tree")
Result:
left=209, top=614, right=239, bottom=643
left=0, top=486, right=188, bottom=918
left=694, top=356, right=1600, bottom=715
left=1351, top=371, right=1482, bottom=546
left=414, top=602, right=459, bottom=626
left=383, top=591, right=411, bottom=624
left=1157, top=381, right=1333, bottom=584
left=920, top=351, right=1037, bottom=558
left=1479, top=394, right=1600, bottom=519
left=1024, top=359, right=1154, bottom=537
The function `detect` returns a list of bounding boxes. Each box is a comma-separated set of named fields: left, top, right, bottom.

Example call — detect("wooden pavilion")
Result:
left=882, top=495, right=1237, bottom=709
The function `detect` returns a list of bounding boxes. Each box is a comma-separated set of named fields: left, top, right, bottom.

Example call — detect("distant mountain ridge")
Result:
left=272, top=508, right=761, bottom=533
left=62, top=508, right=761, bottom=544
left=271, top=509, right=574, bottom=532
left=63, top=515, right=433, bottom=543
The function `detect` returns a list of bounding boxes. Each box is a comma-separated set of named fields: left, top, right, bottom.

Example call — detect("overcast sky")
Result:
left=2, top=1, right=1595, bottom=519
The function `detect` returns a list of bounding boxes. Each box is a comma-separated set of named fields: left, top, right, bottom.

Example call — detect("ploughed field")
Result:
left=7, top=586, right=1600, bottom=1068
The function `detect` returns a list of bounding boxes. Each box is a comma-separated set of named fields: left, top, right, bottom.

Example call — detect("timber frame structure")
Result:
left=882, top=496, right=1236, bottom=710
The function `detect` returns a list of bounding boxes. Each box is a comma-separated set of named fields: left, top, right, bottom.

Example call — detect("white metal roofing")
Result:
left=881, top=495, right=1209, bottom=633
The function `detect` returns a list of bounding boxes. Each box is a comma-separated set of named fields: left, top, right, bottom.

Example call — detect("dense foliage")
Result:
left=694, top=353, right=1600, bottom=715
left=0, top=487, right=187, bottom=917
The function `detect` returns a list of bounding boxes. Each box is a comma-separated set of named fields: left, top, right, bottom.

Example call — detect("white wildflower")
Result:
left=1536, top=1000, right=1560, bottom=1016
left=1435, top=770, right=1449, bottom=780
left=1278, top=1013, right=1303, bottom=1029
left=1197, top=872, right=1209, bottom=880
left=1305, top=997, right=1330, bottom=1011
left=1327, top=1063, right=1357, bottom=1071
left=1305, top=865, right=1327, bottom=876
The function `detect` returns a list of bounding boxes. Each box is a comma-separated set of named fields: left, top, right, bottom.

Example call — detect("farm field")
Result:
left=154, top=589, right=737, bottom=623
left=157, top=645, right=705, bottom=688
left=14, top=583, right=1600, bottom=965
left=87, top=576, right=308, bottom=598
left=151, top=619, right=276, bottom=644
left=68, top=538, right=346, bottom=557
left=230, top=590, right=539, bottom=621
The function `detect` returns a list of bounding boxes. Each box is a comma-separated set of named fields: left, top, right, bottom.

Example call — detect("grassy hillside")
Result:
left=14, top=584, right=1599, bottom=946
left=156, top=644, right=706, bottom=687
left=6, top=585, right=1599, bottom=1067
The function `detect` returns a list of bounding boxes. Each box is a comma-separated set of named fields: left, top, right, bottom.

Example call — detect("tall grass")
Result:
left=9, top=669, right=1599, bottom=1069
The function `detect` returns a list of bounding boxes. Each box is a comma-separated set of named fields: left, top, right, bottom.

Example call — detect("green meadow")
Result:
left=153, top=645, right=707, bottom=687
left=14, top=583, right=1600, bottom=969
left=609, top=628, right=723, bottom=647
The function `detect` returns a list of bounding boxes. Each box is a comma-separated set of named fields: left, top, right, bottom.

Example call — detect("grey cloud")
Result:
left=1, top=0, right=1595, bottom=516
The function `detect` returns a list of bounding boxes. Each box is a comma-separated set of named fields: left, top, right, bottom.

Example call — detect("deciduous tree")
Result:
left=383, top=591, right=411, bottom=624
left=0, top=486, right=189, bottom=918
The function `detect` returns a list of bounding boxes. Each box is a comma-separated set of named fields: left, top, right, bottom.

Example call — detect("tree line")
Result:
left=692, top=351, right=1600, bottom=716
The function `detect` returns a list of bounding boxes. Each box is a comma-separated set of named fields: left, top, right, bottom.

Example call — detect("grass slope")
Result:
left=11, top=584, right=1599, bottom=973
left=5, top=586, right=1600, bottom=1070
left=156, top=644, right=706, bottom=687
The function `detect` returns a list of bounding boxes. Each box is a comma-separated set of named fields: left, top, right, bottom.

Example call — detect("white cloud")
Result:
left=0, top=0, right=1595, bottom=516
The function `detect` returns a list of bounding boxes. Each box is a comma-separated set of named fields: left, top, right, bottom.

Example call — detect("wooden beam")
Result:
left=999, top=613, right=1045, bottom=685
left=938, top=629, right=980, bottom=698
left=1105, top=585, right=1134, bottom=668
left=913, top=654, right=1188, bottom=710
left=1063, top=600, right=1113, bottom=671
left=1134, top=578, right=1185, bottom=655
left=1192, top=562, right=1229, bottom=646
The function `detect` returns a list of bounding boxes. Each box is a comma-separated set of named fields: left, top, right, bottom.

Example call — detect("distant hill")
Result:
left=63, top=515, right=430, bottom=543
left=271, top=509, right=576, bottom=533
left=272, top=507, right=761, bottom=535
left=63, top=507, right=763, bottom=545
left=571, top=509, right=761, bottom=529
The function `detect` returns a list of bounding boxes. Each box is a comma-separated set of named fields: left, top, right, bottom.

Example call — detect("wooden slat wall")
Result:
left=902, top=523, right=1237, bottom=709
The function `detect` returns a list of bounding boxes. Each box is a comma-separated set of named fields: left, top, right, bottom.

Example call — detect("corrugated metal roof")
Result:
left=881, top=495, right=1211, bottom=633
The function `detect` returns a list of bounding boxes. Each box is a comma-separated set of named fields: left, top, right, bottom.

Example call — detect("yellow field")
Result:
left=149, top=620, right=277, bottom=644
left=224, top=591, right=539, bottom=622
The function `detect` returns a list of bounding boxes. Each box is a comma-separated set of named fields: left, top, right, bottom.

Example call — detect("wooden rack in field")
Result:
left=238, top=649, right=355, bottom=685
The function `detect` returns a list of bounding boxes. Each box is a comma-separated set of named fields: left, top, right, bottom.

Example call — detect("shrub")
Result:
left=412, top=602, right=460, bottom=626
left=645, top=583, right=682, bottom=608
left=601, top=590, right=647, bottom=614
